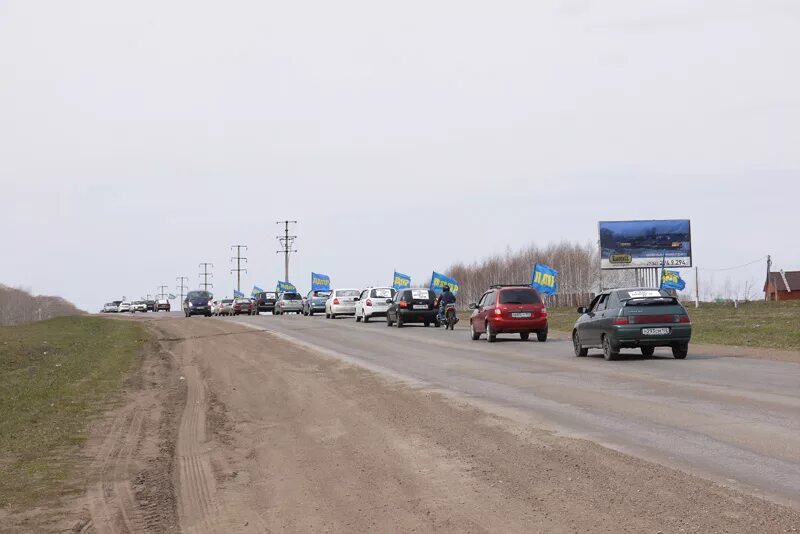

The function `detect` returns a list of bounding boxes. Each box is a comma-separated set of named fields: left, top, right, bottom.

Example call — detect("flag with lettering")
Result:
left=531, top=264, right=558, bottom=296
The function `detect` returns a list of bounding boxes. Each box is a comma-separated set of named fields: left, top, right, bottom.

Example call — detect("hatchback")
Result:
left=232, top=297, right=253, bottom=315
left=275, top=292, right=304, bottom=315
left=469, top=286, right=548, bottom=342
left=355, top=287, right=396, bottom=322
left=303, top=290, right=331, bottom=316
left=386, top=288, right=439, bottom=327
left=572, top=288, right=692, bottom=360
left=255, top=291, right=278, bottom=314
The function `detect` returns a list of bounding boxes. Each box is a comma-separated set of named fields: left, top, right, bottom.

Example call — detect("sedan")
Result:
left=572, top=288, right=692, bottom=360
left=216, top=299, right=234, bottom=316
left=232, top=298, right=253, bottom=315
left=102, top=302, right=119, bottom=313
left=325, top=289, right=360, bottom=319
left=131, top=301, right=148, bottom=313
left=355, top=287, right=395, bottom=323
left=118, top=301, right=132, bottom=313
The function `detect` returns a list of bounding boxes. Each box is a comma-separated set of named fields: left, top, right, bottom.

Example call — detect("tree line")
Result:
left=0, top=285, right=84, bottom=326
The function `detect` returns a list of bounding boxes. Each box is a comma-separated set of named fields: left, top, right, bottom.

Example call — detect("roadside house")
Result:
left=764, top=270, right=800, bottom=301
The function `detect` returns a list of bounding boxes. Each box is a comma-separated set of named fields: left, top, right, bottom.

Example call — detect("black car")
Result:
left=145, top=300, right=156, bottom=312
left=255, top=291, right=278, bottom=314
left=572, top=288, right=692, bottom=361
left=386, top=288, right=440, bottom=327
left=183, top=290, right=213, bottom=317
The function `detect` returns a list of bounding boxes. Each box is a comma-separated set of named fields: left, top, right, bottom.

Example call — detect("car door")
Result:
left=598, top=292, right=621, bottom=341
left=356, top=289, right=368, bottom=317
left=584, top=293, right=610, bottom=345
left=475, top=291, right=494, bottom=333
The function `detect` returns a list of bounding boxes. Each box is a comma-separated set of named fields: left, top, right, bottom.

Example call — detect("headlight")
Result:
left=189, top=302, right=194, bottom=307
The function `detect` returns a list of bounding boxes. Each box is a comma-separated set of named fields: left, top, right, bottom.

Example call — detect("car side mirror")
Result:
left=468, top=303, right=478, bottom=310
left=577, top=307, right=589, bottom=314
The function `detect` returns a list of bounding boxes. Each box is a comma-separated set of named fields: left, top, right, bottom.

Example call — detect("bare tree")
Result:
left=0, top=285, right=84, bottom=326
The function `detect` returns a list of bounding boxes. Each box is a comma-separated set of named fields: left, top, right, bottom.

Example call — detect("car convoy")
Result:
left=100, top=284, right=693, bottom=360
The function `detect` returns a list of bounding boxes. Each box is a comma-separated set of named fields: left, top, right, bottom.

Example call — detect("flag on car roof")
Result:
left=430, top=271, right=460, bottom=294
left=531, top=264, right=558, bottom=296
left=276, top=281, right=297, bottom=293
left=311, top=273, right=331, bottom=292
left=392, top=271, right=411, bottom=290
left=251, top=286, right=264, bottom=298
left=233, top=289, right=245, bottom=298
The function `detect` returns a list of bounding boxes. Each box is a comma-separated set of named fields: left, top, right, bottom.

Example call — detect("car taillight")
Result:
left=366, top=299, right=373, bottom=307
left=541, top=307, right=547, bottom=317
left=612, top=317, right=629, bottom=325
left=399, top=300, right=408, bottom=308
left=494, top=308, right=502, bottom=315
left=333, top=298, right=340, bottom=305
left=674, top=315, right=691, bottom=323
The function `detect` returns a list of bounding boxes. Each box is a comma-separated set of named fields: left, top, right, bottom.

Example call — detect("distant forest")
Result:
left=0, top=285, right=84, bottom=326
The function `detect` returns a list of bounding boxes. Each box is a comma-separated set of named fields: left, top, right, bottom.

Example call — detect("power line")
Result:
left=276, top=220, right=298, bottom=283
left=230, top=245, right=248, bottom=293
left=698, top=256, right=768, bottom=272
left=176, top=276, right=189, bottom=304
left=156, top=285, right=169, bottom=300
left=198, top=263, right=214, bottom=291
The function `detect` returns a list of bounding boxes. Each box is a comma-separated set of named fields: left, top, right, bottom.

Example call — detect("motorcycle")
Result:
left=443, top=303, right=458, bottom=330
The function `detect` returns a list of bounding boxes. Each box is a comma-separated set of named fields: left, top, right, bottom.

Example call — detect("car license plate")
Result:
left=511, top=312, right=531, bottom=318
left=642, top=327, right=670, bottom=335
left=413, top=305, right=428, bottom=310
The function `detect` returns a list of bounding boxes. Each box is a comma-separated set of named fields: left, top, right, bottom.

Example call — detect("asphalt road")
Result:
left=217, top=312, right=800, bottom=509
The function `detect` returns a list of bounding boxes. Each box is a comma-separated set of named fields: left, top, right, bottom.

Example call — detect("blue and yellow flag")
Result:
left=233, top=289, right=245, bottom=298
left=251, top=285, right=264, bottom=298
left=311, top=273, right=331, bottom=292
left=531, top=264, right=558, bottom=296
left=276, top=281, right=297, bottom=293
left=430, top=271, right=459, bottom=294
left=392, top=271, right=411, bottom=290
left=660, top=270, right=686, bottom=291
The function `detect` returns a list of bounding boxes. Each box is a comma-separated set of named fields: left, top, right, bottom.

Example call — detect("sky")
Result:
left=1, top=0, right=798, bottom=310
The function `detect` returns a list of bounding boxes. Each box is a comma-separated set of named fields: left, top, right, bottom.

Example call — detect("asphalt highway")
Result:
left=223, top=313, right=800, bottom=509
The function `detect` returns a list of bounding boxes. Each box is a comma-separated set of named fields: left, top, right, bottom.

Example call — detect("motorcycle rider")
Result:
left=438, top=285, right=457, bottom=324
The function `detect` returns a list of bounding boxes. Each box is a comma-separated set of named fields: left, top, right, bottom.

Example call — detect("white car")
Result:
left=131, top=301, right=148, bottom=313
left=118, top=301, right=132, bottom=313
left=355, top=287, right=396, bottom=323
left=325, top=288, right=361, bottom=319
left=102, top=302, right=118, bottom=313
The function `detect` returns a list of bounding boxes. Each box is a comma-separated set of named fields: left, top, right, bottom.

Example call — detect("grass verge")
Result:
left=0, top=316, right=145, bottom=508
left=546, top=301, right=800, bottom=351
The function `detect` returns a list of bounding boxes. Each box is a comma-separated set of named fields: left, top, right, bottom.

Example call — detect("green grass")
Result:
left=545, top=301, right=800, bottom=351
left=0, top=316, right=145, bottom=508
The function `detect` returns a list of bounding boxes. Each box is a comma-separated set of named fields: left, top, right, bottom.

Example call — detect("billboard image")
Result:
left=599, top=219, right=692, bottom=269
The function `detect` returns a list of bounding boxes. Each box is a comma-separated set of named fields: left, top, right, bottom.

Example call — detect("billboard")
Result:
left=599, top=219, right=692, bottom=269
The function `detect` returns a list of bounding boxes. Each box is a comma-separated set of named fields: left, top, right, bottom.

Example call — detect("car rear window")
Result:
left=410, top=289, right=432, bottom=300
left=222, top=299, right=233, bottom=304
left=499, top=289, right=541, bottom=305
left=313, top=291, right=331, bottom=297
left=336, top=290, right=360, bottom=297
left=283, top=293, right=302, bottom=300
left=235, top=298, right=250, bottom=303
left=263, top=292, right=277, bottom=299
left=620, top=289, right=676, bottom=306
left=372, top=288, right=394, bottom=298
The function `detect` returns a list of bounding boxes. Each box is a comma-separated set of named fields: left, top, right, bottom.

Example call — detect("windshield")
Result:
left=187, top=291, right=211, bottom=300
left=313, top=291, right=331, bottom=298
left=235, top=298, right=249, bottom=303
left=499, top=289, right=541, bottom=305
left=371, top=288, right=394, bottom=298
left=336, top=290, right=360, bottom=297
left=283, top=293, right=302, bottom=300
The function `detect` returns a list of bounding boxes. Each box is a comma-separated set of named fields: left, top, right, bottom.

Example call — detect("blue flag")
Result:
left=276, top=281, right=297, bottom=293
left=660, top=270, right=686, bottom=291
left=531, top=264, right=558, bottom=296
left=251, top=285, right=264, bottom=298
left=392, top=271, right=411, bottom=290
left=430, top=271, right=460, bottom=294
left=311, top=273, right=331, bottom=292
left=233, top=289, right=245, bottom=298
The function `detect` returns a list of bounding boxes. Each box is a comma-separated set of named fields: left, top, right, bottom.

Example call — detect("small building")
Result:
left=764, top=270, right=800, bottom=301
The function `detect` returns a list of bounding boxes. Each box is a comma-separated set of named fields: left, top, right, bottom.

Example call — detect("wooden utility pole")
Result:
left=765, top=255, right=772, bottom=301
left=695, top=266, right=699, bottom=308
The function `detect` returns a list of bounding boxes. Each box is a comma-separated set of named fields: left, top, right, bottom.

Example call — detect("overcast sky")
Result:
left=1, top=0, right=798, bottom=310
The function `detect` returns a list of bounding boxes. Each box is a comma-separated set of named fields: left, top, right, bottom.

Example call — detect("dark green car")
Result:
left=572, top=288, right=692, bottom=360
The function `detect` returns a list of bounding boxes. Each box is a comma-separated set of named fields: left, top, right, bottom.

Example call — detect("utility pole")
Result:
left=765, top=255, right=772, bottom=301
left=230, top=245, right=248, bottom=293
left=157, top=285, right=169, bottom=300
left=199, top=263, right=214, bottom=292
left=694, top=266, right=699, bottom=308
left=176, top=276, right=189, bottom=304
left=276, top=220, right=298, bottom=283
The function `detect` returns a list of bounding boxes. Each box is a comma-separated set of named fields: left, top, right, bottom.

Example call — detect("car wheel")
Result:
left=363, top=313, right=369, bottom=323
left=470, top=321, right=480, bottom=340
left=331, top=313, right=336, bottom=319
left=536, top=328, right=548, bottom=342
left=641, top=346, right=656, bottom=357
left=424, top=320, right=430, bottom=327
left=434, top=318, right=441, bottom=328
left=396, top=315, right=403, bottom=328
left=486, top=322, right=496, bottom=343
left=325, top=311, right=330, bottom=319
left=672, top=343, right=688, bottom=359
left=573, top=330, right=588, bottom=357
left=309, top=310, right=314, bottom=316
left=356, top=314, right=361, bottom=322
left=386, top=314, right=394, bottom=327
left=519, top=332, right=530, bottom=341
left=602, top=335, right=619, bottom=361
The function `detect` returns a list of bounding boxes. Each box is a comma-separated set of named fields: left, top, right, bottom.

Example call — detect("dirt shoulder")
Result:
left=151, top=317, right=798, bottom=533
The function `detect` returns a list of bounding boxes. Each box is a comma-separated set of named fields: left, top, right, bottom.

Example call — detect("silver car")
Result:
left=275, top=292, right=303, bottom=315
left=325, top=288, right=361, bottom=319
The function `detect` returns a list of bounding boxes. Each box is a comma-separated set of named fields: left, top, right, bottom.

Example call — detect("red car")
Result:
left=468, top=285, right=548, bottom=342
left=232, top=297, right=253, bottom=315
left=154, top=299, right=171, bottom=312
